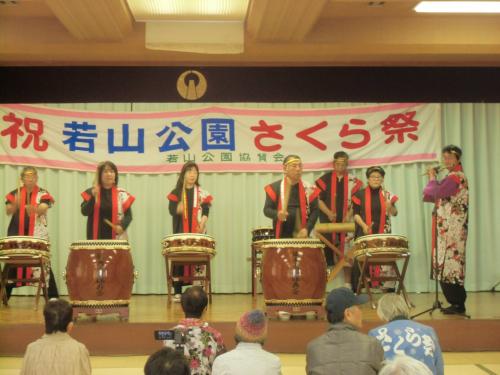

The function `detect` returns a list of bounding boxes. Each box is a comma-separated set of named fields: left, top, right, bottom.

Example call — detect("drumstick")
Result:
left=92, top=167, right=99, bottom=204
left=382, top=185, right=392, bottom=216
left=282, top=177, right=291, bottom=217
left=182, top=178, right=188, bottom=220
left=17, top=177, right=21, bottom=211
left=314, top=222, right=356, bottom=233
left=104, top=218, right=115, bottom=228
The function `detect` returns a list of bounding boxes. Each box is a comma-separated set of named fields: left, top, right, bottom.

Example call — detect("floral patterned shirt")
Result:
left=164, top=318, right=225, bottom=375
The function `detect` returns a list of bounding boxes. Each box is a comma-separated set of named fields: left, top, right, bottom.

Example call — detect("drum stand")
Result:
left=491, top=280, right=500, bottom=292
left=164, top=253, right=213, bottom=305
left=251, top=242, right=262, bottom=297
left=314, top=223, right=356, bottom=284
left=0, top=255, right=49, bottom=310
left=315, top=232, right=346, bottom=282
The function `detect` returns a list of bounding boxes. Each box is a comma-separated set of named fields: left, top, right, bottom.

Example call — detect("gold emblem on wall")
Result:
left=177, top=70, right=208, bottom=100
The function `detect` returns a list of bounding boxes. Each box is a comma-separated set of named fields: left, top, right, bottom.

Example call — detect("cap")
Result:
left=325, top=287, right=369, bottom=321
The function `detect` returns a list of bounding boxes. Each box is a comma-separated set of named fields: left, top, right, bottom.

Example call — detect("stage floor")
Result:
left=1, top=291, right=499, bottom=324
left=1, top=292, right=499, bottom=355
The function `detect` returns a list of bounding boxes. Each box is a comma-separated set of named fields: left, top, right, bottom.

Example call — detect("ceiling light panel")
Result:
left=415, top=1, right=500, bottom=13
left=127, top=0, right=249, bottom=21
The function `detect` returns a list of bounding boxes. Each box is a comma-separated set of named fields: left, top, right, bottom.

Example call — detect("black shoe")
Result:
left=441, top=305, right=466, bottom=315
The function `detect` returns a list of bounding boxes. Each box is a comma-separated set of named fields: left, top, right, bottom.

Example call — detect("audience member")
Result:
left=369, top=294, right=444, bottom=375
left=379, top=355, right=433, bottom=375
left=212, top=310, right=281, bottom=375
left=145, top=347, right=191, bottom=375
left=20, top=299, right=91, bottom=375
left=306, top=287, right=384, bottom=375
left=164, top=286, right=225, bottom=375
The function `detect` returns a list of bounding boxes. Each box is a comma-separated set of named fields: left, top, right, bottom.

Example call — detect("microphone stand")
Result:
left=411, top=201, right=443, bottom=318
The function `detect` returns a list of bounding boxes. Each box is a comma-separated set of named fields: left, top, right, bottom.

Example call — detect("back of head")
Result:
left=144, top=347, right=190, bottom=375
left=44, top=299, right=73, bottom=334
left=379, top=355, right=432, bottom=375
left=235, top=310, right=268, bottom=345
left=325, top=287, right=368, bottom=324
left=377, top=294, right=410, bottom=322
left=181, top=286, right=208, bottom=318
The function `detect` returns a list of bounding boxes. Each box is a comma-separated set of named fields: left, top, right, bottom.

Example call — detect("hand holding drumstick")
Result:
left=104, top=219, right=124, bottom=235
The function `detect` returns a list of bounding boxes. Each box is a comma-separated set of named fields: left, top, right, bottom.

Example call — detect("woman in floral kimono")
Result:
left=424, top=145, right=468, bottom=315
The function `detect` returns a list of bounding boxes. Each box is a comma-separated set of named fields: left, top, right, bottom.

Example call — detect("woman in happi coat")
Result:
left=167, top=161, right=213, bottom=301
left=81, top=161, right=135, bottom=240
left=351, top=166, right=398, bottom=291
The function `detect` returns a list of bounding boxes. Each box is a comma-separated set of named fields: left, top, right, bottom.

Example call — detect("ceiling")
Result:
left=1, top=0, right=500, bottom=67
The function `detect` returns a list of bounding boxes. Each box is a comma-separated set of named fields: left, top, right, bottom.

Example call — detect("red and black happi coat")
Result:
left=167, top=186, right=213, bottom=234
left=81, top=186, right=135, bottom=240
left=5, top=186, right=54, bottom=285
left=264, top=178, right=320, bottom=239
left=316, top=171, right=363, bottom=254
left=352, top=186, right=398, bottom=239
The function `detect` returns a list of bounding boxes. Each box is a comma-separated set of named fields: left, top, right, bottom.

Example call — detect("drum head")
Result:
left=70, top=240, right=130, bottom=250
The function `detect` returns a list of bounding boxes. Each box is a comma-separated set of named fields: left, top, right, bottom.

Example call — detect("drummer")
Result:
left=81, top=161, right=135, bottom=240
left=167, top=161, right=213, bottom=301
left=4, top=166, right=58, bottom=300
left=264, top=154, right=320, bottom=239
left=315, top=151, right=363, bottom=285
left=352, top=166, right=398, bottom=291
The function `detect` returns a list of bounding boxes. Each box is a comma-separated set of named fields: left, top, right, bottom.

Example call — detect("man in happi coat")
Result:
left=4, top=166, right=58, bottom=300
left=264, top=155, right=320, bottom=239
left=316, top=151, right=363, bottom=286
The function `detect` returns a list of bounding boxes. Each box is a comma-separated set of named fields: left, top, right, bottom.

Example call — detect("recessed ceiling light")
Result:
left=414, top=1, right=500, bottom=13
left=368, top=1, right=385, bottom=7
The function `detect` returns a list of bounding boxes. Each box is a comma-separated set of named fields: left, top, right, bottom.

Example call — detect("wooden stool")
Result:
left=164, top=253, right=213, bottom=304
left=0, top=254, right=50, bottom=310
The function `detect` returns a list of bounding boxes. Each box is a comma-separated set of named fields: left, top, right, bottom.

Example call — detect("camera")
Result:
left=154, top=330, right=176, bottom=341
left=154, top=329, right=190, bottom=352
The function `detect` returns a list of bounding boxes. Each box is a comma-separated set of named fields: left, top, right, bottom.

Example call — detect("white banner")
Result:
left=0, top=103, right=440, bottom=173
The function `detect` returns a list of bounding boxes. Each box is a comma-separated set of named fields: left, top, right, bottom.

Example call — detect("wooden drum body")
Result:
left=352, top=234, right=409, bottom=260
left=250, top=227, right=275, bottom=295
left=0, top=236, right=50, bottom=258
left=66, top=240, right=134, bottom=319
left=161, top=234, right=216, bottom=256
left=260, top=239, right=326, bottom=318
left=251, top=227, right=275, bottom=242
left=0, top=236, right=51, bottom=309
left=161, top=234, right=215, bottom=304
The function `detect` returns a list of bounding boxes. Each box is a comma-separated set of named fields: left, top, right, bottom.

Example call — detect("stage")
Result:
left=1, top=292, right=499, bottom=356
